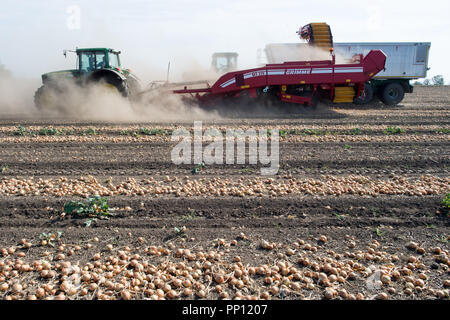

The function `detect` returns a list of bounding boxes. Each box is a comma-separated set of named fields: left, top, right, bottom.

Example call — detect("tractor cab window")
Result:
left=79, top=51, right=107, bottom=72
left=215, top=56, right=229, bottom=73
left=109, top=53, right=120, bottom=68
left=80, top=52, right=95, bottom=72
left=212, top=54, right=238, bottom=74
left=95, top=52, right=106, bottom=69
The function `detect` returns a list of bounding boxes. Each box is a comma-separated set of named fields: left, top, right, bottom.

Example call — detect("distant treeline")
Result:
left=413, top=75, right=445, bottom=86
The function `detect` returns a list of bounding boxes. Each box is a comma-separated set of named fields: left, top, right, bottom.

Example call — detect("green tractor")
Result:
left=34, top=48, right=141, bottom=109
left=211, top=52, right=238, bottom=75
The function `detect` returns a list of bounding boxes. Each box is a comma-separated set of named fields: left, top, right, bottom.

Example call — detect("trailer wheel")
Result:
left=380, top=83, right=405, bottom=105
left=309, top=94, right=319, bottom=108
left=354, top=83, right=373, bottom=105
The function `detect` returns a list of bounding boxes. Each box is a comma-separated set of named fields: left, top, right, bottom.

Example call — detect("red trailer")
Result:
left=172, top=49, right=386, bottom=108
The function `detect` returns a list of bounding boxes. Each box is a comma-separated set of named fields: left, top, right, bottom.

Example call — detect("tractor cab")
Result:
left=75, top=48, right=122, bottom=73
left=211, top=52, right=238, bottom=74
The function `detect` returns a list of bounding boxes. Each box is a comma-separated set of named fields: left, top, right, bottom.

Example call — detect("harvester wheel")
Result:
left=354, top=83, right=374, bottom=105
left=379, top=83, right=404, bottom=105
left=309, top=94, right=319, bottom=108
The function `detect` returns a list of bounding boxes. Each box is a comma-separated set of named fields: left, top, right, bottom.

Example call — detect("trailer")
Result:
left=265, top=42, right=431, bottom=105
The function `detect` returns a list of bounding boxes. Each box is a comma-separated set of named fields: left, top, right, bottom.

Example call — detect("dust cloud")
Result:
left=0, top=63, right=41, bottom=115
left=0, top=62, right=219, bottom=121
left=265, top=43, right=354, bottom=64
left=179, top=58, right=221, bottom=83
left=0, top=44, right=354, bottom=121
left=33, top=78, right=219, bottom=121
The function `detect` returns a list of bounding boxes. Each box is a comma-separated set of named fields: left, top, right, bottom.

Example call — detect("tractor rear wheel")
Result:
left=91, top=76, right=129, bottom=98
left=379, top=83, right=405, bottom=105
left=126, top=76, right=141, bottom=101
left=34, top=85, right=58, bottom=110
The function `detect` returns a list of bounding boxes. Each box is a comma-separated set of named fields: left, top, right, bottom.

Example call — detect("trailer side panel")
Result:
left=265, top=42, right=431, bottom=80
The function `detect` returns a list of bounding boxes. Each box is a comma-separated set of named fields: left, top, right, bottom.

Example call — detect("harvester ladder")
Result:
left=310, top=23, right=333, bottom=49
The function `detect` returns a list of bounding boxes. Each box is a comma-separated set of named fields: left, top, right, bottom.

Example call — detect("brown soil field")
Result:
left=0, top=86, right=448, bottom=301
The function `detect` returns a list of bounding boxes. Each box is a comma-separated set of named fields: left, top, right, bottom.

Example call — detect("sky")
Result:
left=1, top=0, right=449, bottom=83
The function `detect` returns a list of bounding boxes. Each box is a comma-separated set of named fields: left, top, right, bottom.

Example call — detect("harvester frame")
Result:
left=172, top=49, right=386, bottom=108
left=170, top=22, right=386, bottom=108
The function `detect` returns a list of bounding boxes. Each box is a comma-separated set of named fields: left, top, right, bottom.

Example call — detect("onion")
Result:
left=376, top=293, right=389, bottom=300
left=324, top=288, right=336, bottom=299
left=196, top=290, right=206, bottom=298
left=12, top=283, right=22, bottom=293
left=121, top=290, right=131, bottom=300
left=167, top=290, right=177, bottom=299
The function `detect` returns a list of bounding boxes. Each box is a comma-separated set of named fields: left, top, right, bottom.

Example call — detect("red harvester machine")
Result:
left=171, top=23, right=387, bottom=108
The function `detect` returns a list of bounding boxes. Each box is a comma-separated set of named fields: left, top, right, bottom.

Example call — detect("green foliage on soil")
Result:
left=437, top=128, right=450, bottom=134
left=14, top=126, right=62, bottom=136
left=174, top=226, right=187, bottom=238
left=375, top=226, right=386, bottom=238
left=383, top=126, right=404, bottom=135
left=276, top=128, right=367, bottom=137
left=14, top=125, right=28, bottom=136
left=38, top=128, right=61, bottom=135
left=442, top=194, right=450, bottom=207
left=138, top=128, right=169, bottom=136
left=83, top=128, right=98, bottom=135
left=120, top=128, right=170, bottom=137
left=278, top=129, right=288, bottom=138
left=346, top=128, right=363, bottom=135
left=277, top=128, right=330, bottom=137
left=13, top=125, right=100, bottom=136
left=181, top=209, right=198, bottom=222
left=191, top=162, right=205, bottom=174
left=64, top=196, right=111, bottom=227
left=64, top=196, right=110, bottom=218
left=39, top=231, right=63, bottom=246
left=302, top=129, right=328, bottom=136
left=441, top=193, right=450, bottom=216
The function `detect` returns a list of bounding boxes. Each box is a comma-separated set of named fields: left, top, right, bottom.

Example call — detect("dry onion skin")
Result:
left=0, top=235, right=449, bottom=300
left=0, top=175, right=447, bottom=199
